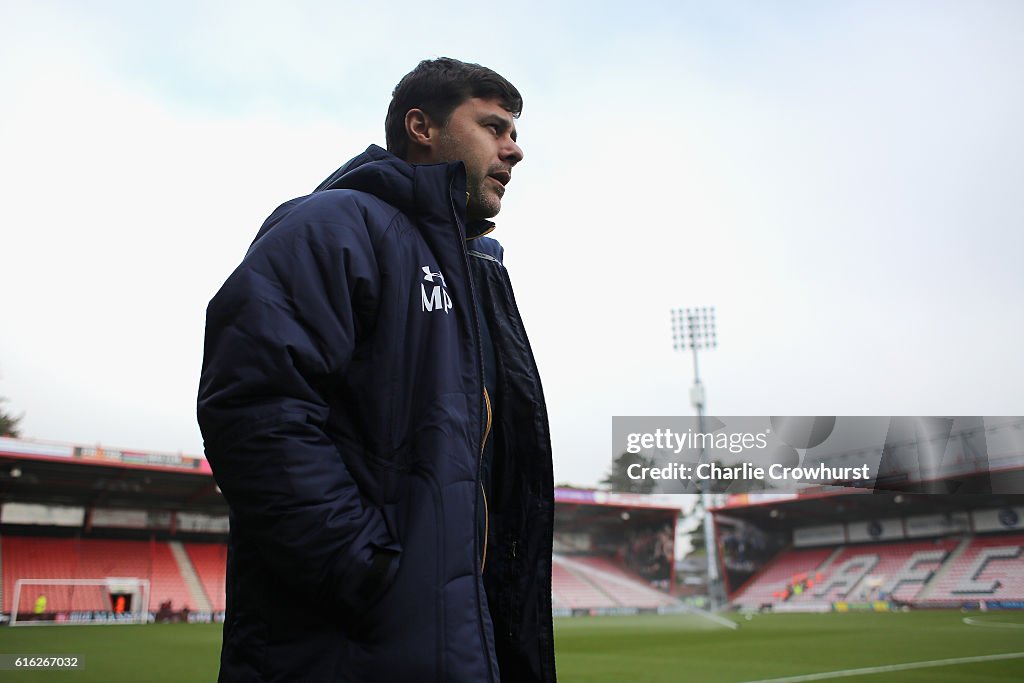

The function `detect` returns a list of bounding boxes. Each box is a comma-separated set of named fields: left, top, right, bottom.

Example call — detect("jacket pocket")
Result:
left=344, top=470, right=445, bottom=683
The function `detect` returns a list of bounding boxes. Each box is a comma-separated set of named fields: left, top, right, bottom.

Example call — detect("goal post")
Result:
left=10, top=578, right=150, bottom=626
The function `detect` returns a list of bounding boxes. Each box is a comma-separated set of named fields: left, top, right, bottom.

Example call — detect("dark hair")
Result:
left=385, top=57, right=523, bottom=159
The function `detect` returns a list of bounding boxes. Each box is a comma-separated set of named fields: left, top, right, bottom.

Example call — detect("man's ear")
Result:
left=404, top=108, right=439, bottom=161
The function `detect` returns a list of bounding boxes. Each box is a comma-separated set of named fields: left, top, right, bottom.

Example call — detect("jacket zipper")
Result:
left=469, top=249, right=498, bottom=573
left=449, top=187, right=491, bottom=573
left=448, top=176, right=497, bottom=683
left=480, top=387, right=492, bottom=573
left=468, top=249, right=499, bottom=263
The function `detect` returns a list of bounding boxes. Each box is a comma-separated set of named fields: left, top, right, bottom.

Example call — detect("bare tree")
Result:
left=601, top=451, right=657, bottom=494
left=0, top=397, right=22, bottom=437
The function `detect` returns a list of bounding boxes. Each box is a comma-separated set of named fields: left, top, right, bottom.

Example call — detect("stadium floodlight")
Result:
left=670, top=306, right=719, bottom=482
left=10, top=578, right=150, bottom=626
left=671, top=306, right=723, bottom=607
left=670, top=307, right=717, bottom=420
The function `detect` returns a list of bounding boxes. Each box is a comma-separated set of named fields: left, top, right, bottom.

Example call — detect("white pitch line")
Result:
left=736, top=651, right=1024, bottom=683
left=963, top=617, right=1024, bottom=629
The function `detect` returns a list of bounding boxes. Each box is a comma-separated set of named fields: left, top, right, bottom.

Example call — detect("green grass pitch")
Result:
left=0, top=611, right=1021, bottom=681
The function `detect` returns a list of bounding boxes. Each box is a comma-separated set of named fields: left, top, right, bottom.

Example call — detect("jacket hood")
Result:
left=314, top=144, right=418, bottom=214
left=315, top=145, right=495, bottom=239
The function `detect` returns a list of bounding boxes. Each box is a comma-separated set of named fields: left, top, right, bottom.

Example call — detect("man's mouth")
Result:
left=488, top=171, right=511, bottom=187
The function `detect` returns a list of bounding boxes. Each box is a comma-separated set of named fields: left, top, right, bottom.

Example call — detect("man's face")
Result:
left=431, top=97, right=524, bottom=222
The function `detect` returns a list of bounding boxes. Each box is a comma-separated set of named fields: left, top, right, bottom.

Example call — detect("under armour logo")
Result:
left=422, top=266, right=447, bottom=288
left=420, top=265, right=453, bottom=314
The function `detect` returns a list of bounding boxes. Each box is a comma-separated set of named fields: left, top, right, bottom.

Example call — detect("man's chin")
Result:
left=467, top=196, right=501, bottom=222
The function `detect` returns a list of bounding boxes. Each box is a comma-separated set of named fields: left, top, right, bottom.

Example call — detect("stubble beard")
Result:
left=437, top=130, right=502, bottom=222
left=466, top=174, right=501, bottom=222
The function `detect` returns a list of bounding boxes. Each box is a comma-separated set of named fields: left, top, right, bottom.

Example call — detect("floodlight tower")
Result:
left=670, top=307, right=717, bottom=436
left=670, top=306, right=723, bottom=607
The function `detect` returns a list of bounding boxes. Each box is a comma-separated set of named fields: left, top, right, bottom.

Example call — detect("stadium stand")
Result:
left=730, top=547, right=835, bottom=609
left=2, top=438, right=698, bottom=621
left=730, top=534, right=1024, bottom=610
left=552, top=557, right=620, bottom=609
left=552, top=554, right=680, bottom=609
left=794, top=539, right=959, bottom=603
left=2, top=536, right=200, bottom=614
left=876, top=540, right=959, bottom=602
left=7, top=540, right=680, bottom=616
left=569, top=556, right=679, bottom=607
left=147, top=540, right=198, bottom=612
left=185, top=542, right=227, bottom=612
left=920, top=533, right=1024, bottom=603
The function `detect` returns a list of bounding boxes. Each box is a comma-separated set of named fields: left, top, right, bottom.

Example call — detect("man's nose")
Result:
left=502, top=139, right=524, bottom=166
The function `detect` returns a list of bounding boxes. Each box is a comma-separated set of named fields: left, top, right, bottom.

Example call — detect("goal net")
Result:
left=10, top=578, right=150, bottom=626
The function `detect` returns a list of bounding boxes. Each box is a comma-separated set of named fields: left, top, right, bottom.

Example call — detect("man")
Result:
left=198, top=58, right=556, bottom=683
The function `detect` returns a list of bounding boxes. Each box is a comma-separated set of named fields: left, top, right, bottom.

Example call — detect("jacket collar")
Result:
left=316, top=145, right=497, bottom=240
left=465, top=216, right=496, bottom=241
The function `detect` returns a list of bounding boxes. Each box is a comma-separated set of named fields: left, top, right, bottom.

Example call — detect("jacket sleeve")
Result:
left=197, top=201, right=399, bottom=611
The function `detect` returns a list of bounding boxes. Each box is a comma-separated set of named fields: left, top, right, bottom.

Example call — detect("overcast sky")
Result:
left=1, top=0, right=1022, bottom=488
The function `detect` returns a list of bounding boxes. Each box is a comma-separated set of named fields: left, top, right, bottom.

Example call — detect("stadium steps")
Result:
left=915, top=535, right=970, bottom=601
left=185, top=543, right=227, bottom=612
left=553, top=556, right=622, bottom=608
left=169, top=541, right=212, bottom=612
left=567, top=556, right=680, bottom=607
left=729, top=543, right=795, bottom=600
left=552, top=554, right=682, bottom=609
left=816, top=545, right=845, bottom=573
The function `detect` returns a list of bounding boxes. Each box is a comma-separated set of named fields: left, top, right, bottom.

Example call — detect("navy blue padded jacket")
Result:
left=197, top=145, right=556, bottom=682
